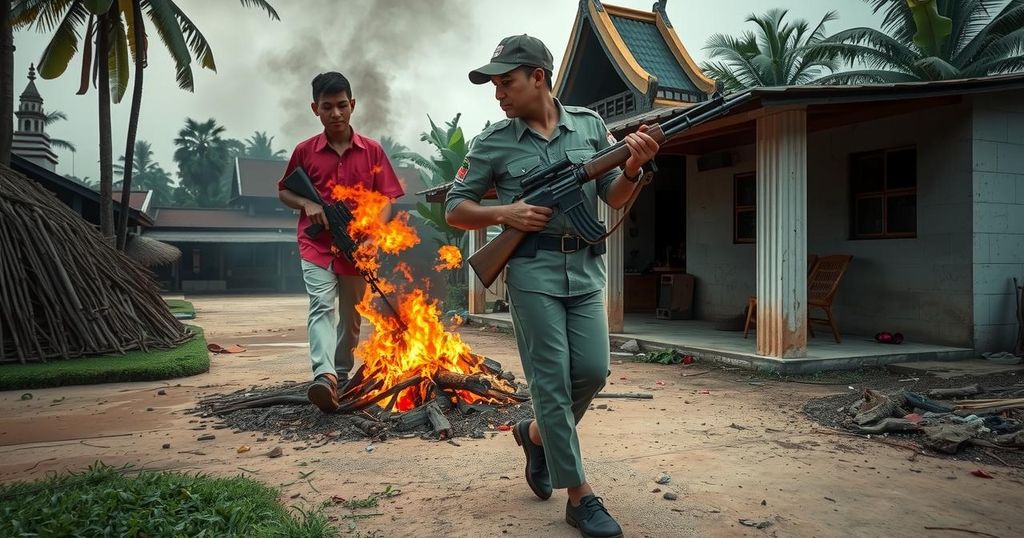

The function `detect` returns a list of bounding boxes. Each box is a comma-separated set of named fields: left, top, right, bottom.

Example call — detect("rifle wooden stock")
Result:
left=467, top=226, right=528, bottom=288
left=582, top=123, right=665, bottom=179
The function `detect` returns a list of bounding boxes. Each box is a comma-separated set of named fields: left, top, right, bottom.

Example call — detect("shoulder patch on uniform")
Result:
left=455, top=157, right=470, bottom=182
left=606, top=131, right=617, bottom=145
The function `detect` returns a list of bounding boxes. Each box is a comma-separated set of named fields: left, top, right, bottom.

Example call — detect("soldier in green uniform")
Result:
left=445, top=35, right=659, bottom=538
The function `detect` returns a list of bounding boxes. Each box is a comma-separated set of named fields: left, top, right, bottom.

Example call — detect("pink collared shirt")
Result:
left=278, top=129, right=405, bottom=275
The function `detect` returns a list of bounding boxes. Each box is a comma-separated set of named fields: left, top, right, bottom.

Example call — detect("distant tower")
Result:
left=12, top=64, right=60, bottom=171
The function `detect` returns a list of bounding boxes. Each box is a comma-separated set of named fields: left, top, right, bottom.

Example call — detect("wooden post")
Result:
left=467, top=228, right=488, bottom=314
left=600, top=204, right=625, bottom=333
left=755, top=108, right=808, bottom=358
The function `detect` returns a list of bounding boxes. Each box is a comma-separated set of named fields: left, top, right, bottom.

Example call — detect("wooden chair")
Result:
left=743, top=255, right=852, bottom=343
left=806, top=255, right=853, bottom=343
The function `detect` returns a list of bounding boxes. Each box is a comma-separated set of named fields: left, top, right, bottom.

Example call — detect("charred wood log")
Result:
left=435, top=371, right=492, bottom=397
left=928, top=385, right=983, bottom=399
left=339, top=375, right=423, bottom=413
left=350, top=414, right=385, bottom=438
left=426, top=402, right=453, bottom=440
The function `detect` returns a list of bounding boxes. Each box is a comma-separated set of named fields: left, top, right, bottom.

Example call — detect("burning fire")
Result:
left=329, top=185, right=516, bottom=412
left=435, top=245, right=463, bottom=271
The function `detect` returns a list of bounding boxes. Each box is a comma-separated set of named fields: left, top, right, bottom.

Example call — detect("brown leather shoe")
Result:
left=307, top=374, right=339, bottom=413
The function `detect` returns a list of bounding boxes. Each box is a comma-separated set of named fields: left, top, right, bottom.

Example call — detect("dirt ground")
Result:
left=1, top=295, right=1021, bottom=538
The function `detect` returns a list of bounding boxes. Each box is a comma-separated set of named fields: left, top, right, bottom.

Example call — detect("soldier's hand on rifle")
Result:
left=303, top=200, right=328, bottom=228
left=501, top=200, right=552, bottom=232
left=623, top=124, right=660, bottom=178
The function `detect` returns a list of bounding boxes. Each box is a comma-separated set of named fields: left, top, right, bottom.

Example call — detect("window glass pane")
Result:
left=855, top=197, right=883, bottom=236
left=851, top=152, right=884, bottom=194
left=736, top=209, right=756, bottom=242
left=735, top=174, right=755, bottom=207
left=886, top=149, right=916, bottom=189
left=886, top=194, right=917, bottom=234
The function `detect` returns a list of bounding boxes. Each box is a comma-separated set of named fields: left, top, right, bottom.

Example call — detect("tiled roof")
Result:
left=610, top=15, right=697, bottom=92
left=113, top=191, right=151, bottom=214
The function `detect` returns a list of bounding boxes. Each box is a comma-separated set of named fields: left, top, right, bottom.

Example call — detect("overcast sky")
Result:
left=12, top=0, right=881, bottom=182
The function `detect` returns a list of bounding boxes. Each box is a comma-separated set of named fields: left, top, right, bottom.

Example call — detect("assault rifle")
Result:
left=467, top=91, right=754, bottom=287
left=283, top=167, right=407, bottom=330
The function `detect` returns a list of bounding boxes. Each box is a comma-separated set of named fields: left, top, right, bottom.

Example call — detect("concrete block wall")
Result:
left=971, top=90, right=1024, bottom=353
left=686, top=145, right=756, bottom=321
left=686, top=104, right=976, bottom=347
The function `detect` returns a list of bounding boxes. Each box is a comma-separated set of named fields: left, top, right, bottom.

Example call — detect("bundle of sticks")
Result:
left=0, top=165, right=192, bottom=363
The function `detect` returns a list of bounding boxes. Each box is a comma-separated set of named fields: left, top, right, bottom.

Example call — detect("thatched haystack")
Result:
left=0, top=164, right=192, bottom=363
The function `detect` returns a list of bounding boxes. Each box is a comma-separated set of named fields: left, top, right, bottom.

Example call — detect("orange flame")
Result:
left=435, top=245, right=463, bottom=271
left=329, top=183, right=515, bottom=412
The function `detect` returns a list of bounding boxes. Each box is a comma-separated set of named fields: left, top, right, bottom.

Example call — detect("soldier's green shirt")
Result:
left=445, top=100, right=621, bottom=297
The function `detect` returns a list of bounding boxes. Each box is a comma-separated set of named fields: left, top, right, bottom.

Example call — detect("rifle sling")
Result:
left=577, top=169, right=654, bottom=245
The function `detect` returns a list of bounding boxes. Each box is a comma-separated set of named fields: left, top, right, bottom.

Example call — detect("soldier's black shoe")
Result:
left=512, top=419, right=552, bottom=500
left=307, top=374, right=339, bottom=413
left=565, top=495, right=623, bottom=538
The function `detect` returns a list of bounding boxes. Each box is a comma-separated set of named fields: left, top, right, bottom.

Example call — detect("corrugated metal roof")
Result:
left=143, top=230, right=295, bottom=243
left=151, top=207, right=297, bottom=229
left=607, top=73, right=1024, bottom=132
left=236, top=157, right=286, bottom=198
left=609, top=15, right=697, bottom=92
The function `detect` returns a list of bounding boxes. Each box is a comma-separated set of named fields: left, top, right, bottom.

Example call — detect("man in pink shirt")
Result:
left=278, top=72, right=405, bottom=413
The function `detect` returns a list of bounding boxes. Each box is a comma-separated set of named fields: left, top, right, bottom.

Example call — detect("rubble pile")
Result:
left=839, top=384, right=1024, bottom=454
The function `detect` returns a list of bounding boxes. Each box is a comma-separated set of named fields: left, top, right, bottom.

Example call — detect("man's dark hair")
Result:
left=518, top=65, right=552, bottom=89
left=311, top=72, right=352, bottom=102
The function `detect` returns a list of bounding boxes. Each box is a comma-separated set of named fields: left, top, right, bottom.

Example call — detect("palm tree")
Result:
left=700, top=9, right=840, bottom=92
left=393, top=114, right=468, bottom=253
left=379, top=136, right=409, bottom=161
left=810, top=0, right=1024, bottom=83
left=1, top=2, right=13, bottom=166
left=243, top=131, right=286, bottom=160
left=10, top=0, right=280, bottom=245
left=173, top=117, right=230, bottom=207
left=114, top=140, right=173, bottom=206
left=43, top=110, right=76, bottom=153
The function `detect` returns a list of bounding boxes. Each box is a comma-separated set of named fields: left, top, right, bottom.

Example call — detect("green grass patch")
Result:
left=165, top=298, right=196, bottom=317
left=0, top=463, right=335, bottom=537
left=0, top=325, right=210, bottom=391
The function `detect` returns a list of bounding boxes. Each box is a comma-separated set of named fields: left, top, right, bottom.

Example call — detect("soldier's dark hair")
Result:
left=311, top=72, right=352, bottom=102
left=518, top=65, right=552, bottom=89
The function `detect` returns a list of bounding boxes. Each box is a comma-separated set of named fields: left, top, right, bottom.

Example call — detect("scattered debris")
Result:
left=738, top=518, right=772, bottom=529
left=663, top=492, right=678, bottom=501
left=970, top=468, right=994, bottom=479
left=924, top=527, right=1002, bottom=538
left=729, top=423, right=748, bottom=431
left=157, top=389, right=167, bottom=396
left=161, top=443, right=171, bottom=449
left=804, top=375, right=1024, bottom=467
left=595, top=392, right=653, bottom=399
left=655, top=473, right=671, bottom=485
left=237, top=445, right=251, bottom=454
left=197, top=434, right=216, bottom=441
left=207, top=343, right=247, bottom=354
left=266, top=447, right=284, bottom=458
left=20, top=393, right=32, bottom=401
left=619, top=340, right=641, bottom=353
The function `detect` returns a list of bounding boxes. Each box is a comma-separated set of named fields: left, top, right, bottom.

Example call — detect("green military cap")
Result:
left=468, top=34, right=554, bottom=84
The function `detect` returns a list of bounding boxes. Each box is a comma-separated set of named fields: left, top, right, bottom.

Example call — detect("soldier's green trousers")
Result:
left=507, top=287, right=610, bottom=489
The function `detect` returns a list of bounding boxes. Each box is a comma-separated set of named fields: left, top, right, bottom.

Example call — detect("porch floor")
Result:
left=467, top=313, right=976, bottom=374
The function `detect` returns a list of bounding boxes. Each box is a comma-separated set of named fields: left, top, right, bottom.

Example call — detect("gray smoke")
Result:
left=264, top=1, right=461, bottom=143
